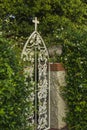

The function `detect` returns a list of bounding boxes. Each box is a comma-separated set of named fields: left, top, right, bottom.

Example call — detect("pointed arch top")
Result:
left=21, top=18, right=50, bottom=130
left=21, top=31, right=49, bottom=60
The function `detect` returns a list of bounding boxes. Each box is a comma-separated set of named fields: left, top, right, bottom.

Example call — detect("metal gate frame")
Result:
left=21, top=18, right=50, bottom=130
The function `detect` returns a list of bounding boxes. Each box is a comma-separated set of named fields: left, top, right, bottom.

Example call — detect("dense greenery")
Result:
left=0, top=37, right=31, bottom=130
left=61, top=27, right=87, bottom=130
left=0, top=0, right=87, bottom=129
left=0, top=0, right=87, bottom=40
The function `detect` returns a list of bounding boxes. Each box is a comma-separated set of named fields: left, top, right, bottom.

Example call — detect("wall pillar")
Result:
left=50, top=63, right=67, bottom=130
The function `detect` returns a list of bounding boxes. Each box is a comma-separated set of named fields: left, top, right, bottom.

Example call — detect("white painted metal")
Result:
left=32, top=17, right=39, bottom=31
left=21, top=17, right=50, bottom=130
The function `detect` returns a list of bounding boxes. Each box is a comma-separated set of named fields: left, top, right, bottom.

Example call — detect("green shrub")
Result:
left=0, top=36, right=31, bottom=130
left=61, top=28, right=87, bottom=130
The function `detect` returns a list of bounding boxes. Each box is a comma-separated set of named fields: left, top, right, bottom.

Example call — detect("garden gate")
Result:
left=21, top=17, right=50, bottom=130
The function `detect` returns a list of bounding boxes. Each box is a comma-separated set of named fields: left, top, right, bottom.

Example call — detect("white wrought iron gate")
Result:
left=21, top=18, right=50, bottom=130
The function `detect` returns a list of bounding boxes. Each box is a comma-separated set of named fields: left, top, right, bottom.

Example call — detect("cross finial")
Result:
left=32, top=17, right=39, bottom=31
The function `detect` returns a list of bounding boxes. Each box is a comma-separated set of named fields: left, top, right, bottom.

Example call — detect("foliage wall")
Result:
left=0, top=0, right=87, bottom=40
left=0, top=0, right=87, bottom=129
left=61, top=27, right=87, bottom=130
left=0, top=37, right=31, bottom=130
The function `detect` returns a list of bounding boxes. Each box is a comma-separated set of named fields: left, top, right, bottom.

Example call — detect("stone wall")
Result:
left=50, top=63, right=67, bottom=130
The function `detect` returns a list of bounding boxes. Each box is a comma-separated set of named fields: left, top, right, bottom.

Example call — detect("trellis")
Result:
left=21, top=17, right=50, bottom=130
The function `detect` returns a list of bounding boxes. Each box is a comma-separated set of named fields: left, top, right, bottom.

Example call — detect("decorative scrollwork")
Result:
left=21, top=17, right=50, bottom=130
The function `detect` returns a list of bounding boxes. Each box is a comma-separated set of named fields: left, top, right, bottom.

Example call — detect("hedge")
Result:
left=0, top=36, right=32, bottom=130
left=61, top=27, right=87, bottom=130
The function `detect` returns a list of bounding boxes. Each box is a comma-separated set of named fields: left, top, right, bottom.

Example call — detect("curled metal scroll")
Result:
left=21, top=30, right=50, bottom=130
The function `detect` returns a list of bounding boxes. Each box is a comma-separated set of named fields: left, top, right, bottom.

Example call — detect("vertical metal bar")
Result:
left=34, top=47, right=38, bottom=130
left=49, top=62, right=50, bottom=129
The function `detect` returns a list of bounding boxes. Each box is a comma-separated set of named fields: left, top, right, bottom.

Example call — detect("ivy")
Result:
left=0, top=0, right=87, bottom=129
left=0, top=36, right=32, bottom=130
left=61, top=28, right=87, bottom=130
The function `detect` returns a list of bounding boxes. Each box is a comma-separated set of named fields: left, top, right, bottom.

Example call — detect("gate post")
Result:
left=50, top=63, right=67, bottom=130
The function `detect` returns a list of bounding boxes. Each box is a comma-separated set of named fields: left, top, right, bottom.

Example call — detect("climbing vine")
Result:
left=0, top=36, right=32, bottom=130
left=60, top=27, right=87, bottom=130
